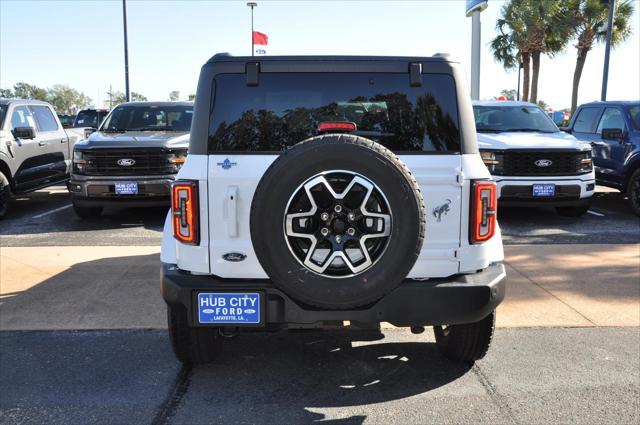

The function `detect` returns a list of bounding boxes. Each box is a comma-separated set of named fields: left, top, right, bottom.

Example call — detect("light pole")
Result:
left=517, top=62, right=523, bottom=101
left=122, top=0, right=130, bottom=102
left=466, top=1, right=488, bottom=100
left=247, top=2, right=257, bottom=56
left=601, top=0, right=615, bottom=101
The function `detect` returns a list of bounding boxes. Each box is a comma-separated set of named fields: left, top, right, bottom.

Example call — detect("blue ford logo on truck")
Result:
left=117, top=158, right=136, bottom=167
left=535, top=159, right=553, bottom=167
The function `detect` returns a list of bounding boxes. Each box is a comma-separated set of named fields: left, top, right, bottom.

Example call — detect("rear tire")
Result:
left=72, top=200, right=103, bottom=218
left=0, top=171, right=11, bottom=219
left=556, top=203, right=590, bottom=217
left=167, top=305, right=223, bottom=365
left=433, top=311, right=495, bottom=363
left=627, top=168, right=640, bottom=216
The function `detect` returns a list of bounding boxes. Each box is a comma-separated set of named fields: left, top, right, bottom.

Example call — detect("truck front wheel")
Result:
left=0, top=171, right=11, bottom=219
left=627, top=168, right=640, bottom=216
left=433, top=310, right=495, bottom=363
left=167, top=305, right=223, bottom=365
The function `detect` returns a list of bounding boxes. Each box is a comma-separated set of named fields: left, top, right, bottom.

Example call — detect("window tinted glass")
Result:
left=11, top=106, right=34, bottom=129
left=596, top=107, right=625, bottom=133
left=629, top=106, right=640, bottom=131
left=573, top=107, right=601, bottom=133
left=473, top=105, right=558, bottom=133
left=101, top=104, right=193, bottom=132
left=30, top=105, right=59, bottom=131
left=0, top=105, right=7, bottom=128
left=209, top=73, right=460, bottom=153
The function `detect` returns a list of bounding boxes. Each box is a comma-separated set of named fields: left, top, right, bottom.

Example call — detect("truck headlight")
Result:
left=480, top=150, right=503, bottom=174
left=578, top=151, right=593, bottom=174
left=168, top=150, right=188, bottom=170
left=73, top=150, right=86, bottom=173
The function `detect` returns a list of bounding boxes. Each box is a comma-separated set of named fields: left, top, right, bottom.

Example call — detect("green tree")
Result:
left=0, top=88, right=14, bottom=98
left=169, top=91, right=180, bottom=101
left=107, top=90, right=147, bottom=106
left=47, top=84, right=92, bottom=114
left=567, top=0, right=634, bottom=112
left=499, top=89, right=518, bottom=100
left=536, top=99, right=549, bottom=110
left=188, top=94, right=196, bottom=101
left=491, top=0, right=572, bottom=103
left=12, top=82, right=48, bottom=101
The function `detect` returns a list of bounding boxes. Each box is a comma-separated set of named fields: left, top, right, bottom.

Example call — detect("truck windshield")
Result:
left=101, top=104, right=193, bottom=132
left=474, top=105, right=558, bottom=133
left=74, top=110, right=109, bottom=128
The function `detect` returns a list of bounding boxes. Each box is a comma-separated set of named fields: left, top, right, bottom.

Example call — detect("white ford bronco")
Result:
left=160, top=54, right=506, bottom=365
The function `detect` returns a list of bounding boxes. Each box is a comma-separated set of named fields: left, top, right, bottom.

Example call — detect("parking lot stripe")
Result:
left=587, top=210, right=605, bottom=217
left=31, top=204, right=72, bottom=219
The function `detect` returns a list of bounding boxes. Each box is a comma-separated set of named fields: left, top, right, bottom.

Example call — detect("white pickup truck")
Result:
left=474, top=101, right=595, bottom=217
left=0, top=98, right=85, bottom=217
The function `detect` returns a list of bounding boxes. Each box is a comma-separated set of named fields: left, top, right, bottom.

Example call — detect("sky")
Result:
left=1, top=0, right=639, bottom=110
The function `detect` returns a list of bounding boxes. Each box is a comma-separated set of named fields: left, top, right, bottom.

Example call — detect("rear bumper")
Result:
left=161, top=262, right=506, bottom=328
left=68, top=174, right=174, bottom=207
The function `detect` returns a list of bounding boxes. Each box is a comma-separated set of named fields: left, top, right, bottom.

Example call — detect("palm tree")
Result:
left=568, top=0, right=634, bottom=112
left=491, top=0, right=572, bottom=103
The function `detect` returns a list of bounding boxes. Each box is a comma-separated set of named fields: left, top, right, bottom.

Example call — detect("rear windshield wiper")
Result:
left=102, top=128, right=127, bottom=133
left=476, top=128, right=504, bottom=133
left=130, top=127, right=176, bottom=131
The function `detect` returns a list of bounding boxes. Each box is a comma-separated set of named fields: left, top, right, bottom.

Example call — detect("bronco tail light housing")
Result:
left=470, top=180, right=497, bottom=244
left=172, top=180, right=199, bottom=245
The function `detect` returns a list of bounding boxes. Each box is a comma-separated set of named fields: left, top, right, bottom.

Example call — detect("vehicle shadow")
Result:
left=177, top=330, right=470, bottom=424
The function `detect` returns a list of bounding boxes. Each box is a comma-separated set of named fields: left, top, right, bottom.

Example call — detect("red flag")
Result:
left=252, top=31, right=268, bottom=46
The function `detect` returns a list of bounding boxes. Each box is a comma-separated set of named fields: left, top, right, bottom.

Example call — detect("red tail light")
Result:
left=470, top=180, right=497, bottom=244
left=318, top=121, right=357, bottom=132
left=172, top=180, right=199, bottom=245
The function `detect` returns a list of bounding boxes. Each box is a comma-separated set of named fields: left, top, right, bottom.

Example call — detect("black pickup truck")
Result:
left=68, top=101, right=193, bottom=218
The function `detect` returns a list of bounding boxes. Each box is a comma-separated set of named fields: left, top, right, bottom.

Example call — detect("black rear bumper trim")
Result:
left=161, top=262, right=506, bottom=328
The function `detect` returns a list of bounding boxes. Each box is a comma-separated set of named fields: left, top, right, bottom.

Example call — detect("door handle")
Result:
left=61, top=138, right=68, bottom=144
left=38, top=141, right=47, bottom=147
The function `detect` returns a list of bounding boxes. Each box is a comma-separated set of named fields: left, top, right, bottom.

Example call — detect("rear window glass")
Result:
left=74, top=110, right=108, bottom=128
left=573, top=107, right=601, bottom=133
left=30, top=105, right=59, bottom=131
left=628, top=106, right=640, bottom=131
left=209, top=73, right=460, bottom=153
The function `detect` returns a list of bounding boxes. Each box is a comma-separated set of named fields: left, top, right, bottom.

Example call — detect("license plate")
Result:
left=532, top=184, right=555, bottom=197
left=197, top=293, right=261, bottom=325
left=115, top=182, right=138, bottom=195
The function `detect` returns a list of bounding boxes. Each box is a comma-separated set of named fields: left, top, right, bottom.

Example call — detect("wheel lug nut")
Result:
left=335, top=235, right=342, bottom=243
left=347, top=212, right=356, bottom=221
left=320, top=212, right=330, bottom=221
left=347, top=228, right=355, bottom=236
left=334, top=205, right=343, bottom=213
left=320, top=228, right=329, bottom=236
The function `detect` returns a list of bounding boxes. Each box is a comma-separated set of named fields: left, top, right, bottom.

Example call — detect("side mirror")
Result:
left=560, top=127, right=572, bottom=134
left=12, top=126, right=36, bottom=139
left=84, top=127, right=97, bottom=139
left=601, top=128, right=624, bottom=141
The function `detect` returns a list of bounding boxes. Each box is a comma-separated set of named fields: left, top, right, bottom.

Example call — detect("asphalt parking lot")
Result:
left=1, top=185, right=639, bottom=424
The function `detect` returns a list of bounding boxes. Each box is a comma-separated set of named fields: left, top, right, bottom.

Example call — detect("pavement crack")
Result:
left=150, top=364, right=193, bottom=425
left=472, top=363, right=520, bottom=425
left=505, top=260, right=597, bottom=326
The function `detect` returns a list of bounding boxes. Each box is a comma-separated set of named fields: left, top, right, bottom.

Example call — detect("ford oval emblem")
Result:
left=117, top=158, right=136, bottom=167
left=223, top=252, right=247, bottom=262
left=534, top=159, right=553, bottom=167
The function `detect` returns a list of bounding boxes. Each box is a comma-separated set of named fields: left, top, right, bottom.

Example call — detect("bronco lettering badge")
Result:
left=223, top=252, right=247, bottom=262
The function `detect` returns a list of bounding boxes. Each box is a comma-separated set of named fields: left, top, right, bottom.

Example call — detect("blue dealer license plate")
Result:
left=197, top=293, right=261, bottom=325
left=532, top=184, right=555, bottom=197
left=115, top=182, right=138, bottom=195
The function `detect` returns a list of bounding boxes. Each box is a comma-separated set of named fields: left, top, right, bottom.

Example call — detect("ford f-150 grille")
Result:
left=78, top=149, right=182, bottom=176
left=496, top=150, right=591, bottom=176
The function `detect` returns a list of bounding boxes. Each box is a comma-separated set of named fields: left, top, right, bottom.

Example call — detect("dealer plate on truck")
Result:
left=197, top=293, right=261, bottom=324
left=532, top=184, right=555, bottom=197
left=115, top=182, right=138, bottom=195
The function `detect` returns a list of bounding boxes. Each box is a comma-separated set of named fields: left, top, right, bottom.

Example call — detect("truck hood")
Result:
left=477, top=131, right=590, bottom=151
left=74, top=131, right=190, bottom=150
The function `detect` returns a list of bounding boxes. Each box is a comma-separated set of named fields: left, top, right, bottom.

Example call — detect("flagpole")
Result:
left=247, top=2, right=257, bottom=56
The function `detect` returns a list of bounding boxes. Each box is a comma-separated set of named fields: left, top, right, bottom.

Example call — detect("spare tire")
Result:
left=250, top=134, right=425, bottom=309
